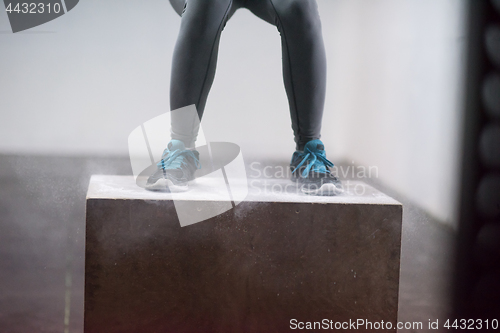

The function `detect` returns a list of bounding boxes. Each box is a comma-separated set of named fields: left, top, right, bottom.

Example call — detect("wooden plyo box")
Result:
left=85, top=175, right=402, bottom=333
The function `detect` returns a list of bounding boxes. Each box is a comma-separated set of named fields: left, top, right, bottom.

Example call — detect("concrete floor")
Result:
left=0, top=154, right=455, bottom=332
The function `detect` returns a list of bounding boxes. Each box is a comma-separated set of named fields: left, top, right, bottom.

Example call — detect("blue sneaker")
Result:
left=145, top=139, right=201, bottom=192
left=290, top=139, right=342, bottom=195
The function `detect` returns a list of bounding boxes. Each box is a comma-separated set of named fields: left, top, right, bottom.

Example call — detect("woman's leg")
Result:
left=245, top=0, right=327, bottom=151
left=170, top=0, right=237, bottom=147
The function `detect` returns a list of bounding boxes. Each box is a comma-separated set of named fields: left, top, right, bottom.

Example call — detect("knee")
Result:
left=276, top=0, right=321, bottom=31
left=180, top=0, right=230, bottom=35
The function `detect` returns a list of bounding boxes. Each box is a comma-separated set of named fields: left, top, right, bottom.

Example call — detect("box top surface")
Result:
left=87, top=175, right=401, bottom=206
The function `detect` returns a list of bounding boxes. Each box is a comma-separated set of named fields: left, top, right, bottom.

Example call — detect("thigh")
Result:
left=181, top=0, right=233, bottom=20
left=243, top=0, right=275, bottom=25
left=244, top=0, right=320, bottom=25
left=182, top=0, right=242, bottom=22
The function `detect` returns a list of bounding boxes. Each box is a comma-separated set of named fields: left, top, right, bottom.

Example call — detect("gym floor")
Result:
left=0, top=154, right=455, bottom=333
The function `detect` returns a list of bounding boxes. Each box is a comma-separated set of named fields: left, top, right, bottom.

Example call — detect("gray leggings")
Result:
left=170, top=0, right=327, bottom=151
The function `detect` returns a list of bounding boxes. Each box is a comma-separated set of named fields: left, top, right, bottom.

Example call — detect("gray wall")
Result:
left=0, top=0, right=467, bottom=227
left=322, top=0, right=467, bottom=226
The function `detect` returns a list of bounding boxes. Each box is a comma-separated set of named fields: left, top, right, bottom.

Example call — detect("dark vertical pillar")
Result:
left=455, top=0, right=500, bottom=321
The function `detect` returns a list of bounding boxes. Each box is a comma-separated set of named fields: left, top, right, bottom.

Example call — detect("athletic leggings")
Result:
left=170, top=0, right=327, bottom=151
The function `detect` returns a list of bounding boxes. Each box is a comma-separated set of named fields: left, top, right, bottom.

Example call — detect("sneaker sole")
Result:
left=301, top=183, right=344, bottom=196
left=145, top=178, right=189, bottom=192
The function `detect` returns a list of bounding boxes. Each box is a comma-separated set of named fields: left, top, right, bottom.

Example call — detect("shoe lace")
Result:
left=157, top=149, right=201, bottom=170
left=292, top=147, right=334, bottom=178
